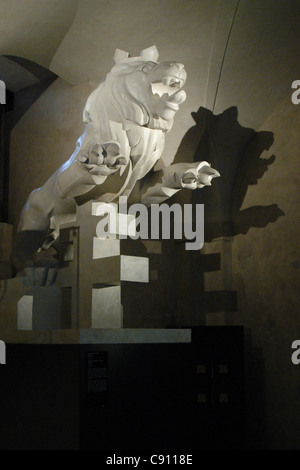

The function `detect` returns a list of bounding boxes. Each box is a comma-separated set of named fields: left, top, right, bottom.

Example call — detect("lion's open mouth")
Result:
left=150, top=77, right=184, bottom=98
left=150, top=76, right=186, bottom=111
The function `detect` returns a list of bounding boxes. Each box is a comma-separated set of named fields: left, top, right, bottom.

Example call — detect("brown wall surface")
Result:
left=232, top=96, right=300, bottom=449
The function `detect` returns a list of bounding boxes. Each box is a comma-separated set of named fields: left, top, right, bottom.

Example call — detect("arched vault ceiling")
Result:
left=0, top=0, right=78, bottom=68
left=0, top=56, right=39, bottom=92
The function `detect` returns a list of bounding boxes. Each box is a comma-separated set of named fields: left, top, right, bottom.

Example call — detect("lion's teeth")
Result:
left=151, top=78, right=183, bottom=98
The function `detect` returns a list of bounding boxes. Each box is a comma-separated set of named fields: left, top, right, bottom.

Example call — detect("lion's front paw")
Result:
left=79, top=141, right=127, bottom=184
left=162, top=161, right=220, bottom=190
left=181, top=161, right=220, bottom=189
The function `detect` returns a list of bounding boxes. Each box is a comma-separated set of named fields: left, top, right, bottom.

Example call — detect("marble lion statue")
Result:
left=15, top=45, right=219, bottom=275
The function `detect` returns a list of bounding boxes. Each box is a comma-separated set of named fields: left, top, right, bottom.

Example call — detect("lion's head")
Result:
left=83, top=46, right=187, bottom=134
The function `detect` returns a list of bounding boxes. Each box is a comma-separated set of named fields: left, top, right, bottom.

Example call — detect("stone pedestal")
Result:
left=4, top=199, right=177, bottom=340
left=79, top=201, right=150, bottom=329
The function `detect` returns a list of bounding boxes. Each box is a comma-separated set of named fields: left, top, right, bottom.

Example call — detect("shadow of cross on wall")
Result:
left=173, top=106, right=284, bottom=322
